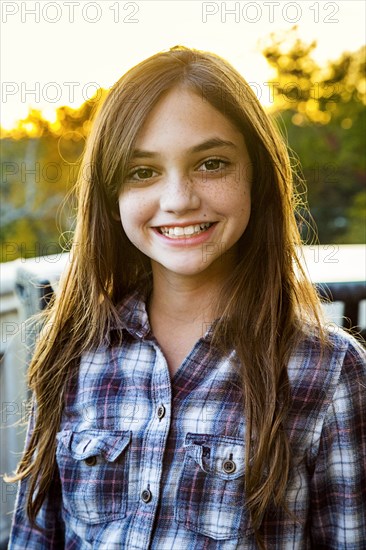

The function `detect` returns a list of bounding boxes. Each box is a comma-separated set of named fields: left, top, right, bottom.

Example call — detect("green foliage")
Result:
left=0, top=98, right=101, bottom=262
left=262, top=27, right=365, bottom=243
left=342, top=192, right=366, bottom=243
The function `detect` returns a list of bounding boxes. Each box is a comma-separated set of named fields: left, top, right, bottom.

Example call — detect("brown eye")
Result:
left=134, top=168, right=154, bottom=180
left=204, top=159, right=222, bottom=171
left=198, top=158, right=229, bottom=173
left=126, top=166, right=158, bottom=182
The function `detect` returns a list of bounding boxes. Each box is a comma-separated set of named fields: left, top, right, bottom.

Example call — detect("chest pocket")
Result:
left=56, top=429, right=131, bottom=524
left=175, top=433, right=249, bottom=540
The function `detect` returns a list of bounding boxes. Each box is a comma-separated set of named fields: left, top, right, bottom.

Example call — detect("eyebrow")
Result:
left=130, top=138, right=237, bottom=159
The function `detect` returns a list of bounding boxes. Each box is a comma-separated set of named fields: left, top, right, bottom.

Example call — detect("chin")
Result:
left=164, top=261, right=215, bottom=277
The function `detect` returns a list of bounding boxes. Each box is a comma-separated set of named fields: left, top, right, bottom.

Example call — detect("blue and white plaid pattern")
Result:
left=9, top=288, right=366, bottom=549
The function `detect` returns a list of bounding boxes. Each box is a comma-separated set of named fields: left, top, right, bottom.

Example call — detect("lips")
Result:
left=157, top=222, right=214, bottom=238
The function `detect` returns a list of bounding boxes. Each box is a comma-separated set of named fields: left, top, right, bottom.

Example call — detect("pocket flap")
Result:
left=57, top=429, right=131, bottom=462
left=184, top=432, right=245, bottom=479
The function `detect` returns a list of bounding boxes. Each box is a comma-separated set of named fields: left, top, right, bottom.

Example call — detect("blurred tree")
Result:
left=0, top=97, right=102, bottom=262
left=342, top=192, right=366, bottom=243
left=262, top=27, right=366, bottom=243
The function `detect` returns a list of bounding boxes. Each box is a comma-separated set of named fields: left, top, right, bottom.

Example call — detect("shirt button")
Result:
left=141, top=488, right=152, bottom=503
left=84, top=456, right=97, bottom=466
left=222, top=459, right=236, bottom=474
left=157, top=404, right=165, bottom=420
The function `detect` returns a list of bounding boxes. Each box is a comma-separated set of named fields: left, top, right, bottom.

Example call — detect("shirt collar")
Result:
left=113, top=284, right=153, bottom=340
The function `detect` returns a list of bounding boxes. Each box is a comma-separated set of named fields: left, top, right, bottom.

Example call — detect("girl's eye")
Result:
left=198, top=159, right=229, bottom=172
left=128, top=167, right=157, bottom=181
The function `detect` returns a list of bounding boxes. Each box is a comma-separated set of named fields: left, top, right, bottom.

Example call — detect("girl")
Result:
left=7, top=46, right=366, bottom=549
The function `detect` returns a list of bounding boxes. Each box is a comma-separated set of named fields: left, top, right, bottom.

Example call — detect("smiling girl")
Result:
left=8, top=46, right=366, bottom=549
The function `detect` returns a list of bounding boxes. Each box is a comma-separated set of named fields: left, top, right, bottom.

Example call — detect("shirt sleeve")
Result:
left=309, top=336, right=366, bottom=549
left=8, top=401, right=65, bottom=549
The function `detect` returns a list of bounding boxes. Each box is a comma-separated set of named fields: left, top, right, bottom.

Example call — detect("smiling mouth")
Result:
left=156, top=222, right=214, bottom=238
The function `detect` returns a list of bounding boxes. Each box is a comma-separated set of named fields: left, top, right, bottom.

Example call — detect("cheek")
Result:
left=118, top=193, right=152, bottom=241
left=118, top=194, right=138, bottom=239
left=220, top=184, right=251, bottom=221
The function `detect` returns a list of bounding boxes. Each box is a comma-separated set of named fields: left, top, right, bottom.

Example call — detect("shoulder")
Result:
left=286, top=327, right=366, bottom=447
left=330, top=327, right=366, bottom=371
left=325, top=329, right=366, bottom=410
left=321, top=328, right=365, bottom=387
left=289, top=325, right=365, bottom=385
left=322, top=329, right=366, bottom=415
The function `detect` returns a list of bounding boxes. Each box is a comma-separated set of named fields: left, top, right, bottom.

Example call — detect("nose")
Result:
left=159, top=173, right=200, bottom=213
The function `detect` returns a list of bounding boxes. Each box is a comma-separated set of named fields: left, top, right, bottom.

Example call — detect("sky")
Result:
left=1, top=0, right=365, bottom=129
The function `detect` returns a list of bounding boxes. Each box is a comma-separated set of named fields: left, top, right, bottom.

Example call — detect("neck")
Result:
left=148, top=263, right=231, bottom=327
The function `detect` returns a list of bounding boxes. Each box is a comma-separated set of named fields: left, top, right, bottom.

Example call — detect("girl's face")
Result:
left=118, top=87, right=252, bottom=281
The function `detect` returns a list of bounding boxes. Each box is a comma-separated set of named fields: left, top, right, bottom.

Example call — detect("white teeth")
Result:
left=159, top=222, right=212, bottom=238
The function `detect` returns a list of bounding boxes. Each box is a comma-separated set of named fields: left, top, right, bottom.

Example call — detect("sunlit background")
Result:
left=1, top=0, right=365, bottom=260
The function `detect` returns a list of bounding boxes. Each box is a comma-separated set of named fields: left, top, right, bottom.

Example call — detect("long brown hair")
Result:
left=8, top=46, right=326, bottom=546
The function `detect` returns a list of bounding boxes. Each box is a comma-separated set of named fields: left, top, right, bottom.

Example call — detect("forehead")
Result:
left=133, top=86, right=245, bottom=151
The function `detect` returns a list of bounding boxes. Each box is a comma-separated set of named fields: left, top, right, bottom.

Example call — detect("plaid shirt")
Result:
left=9, top=287, right=366, bottom=549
